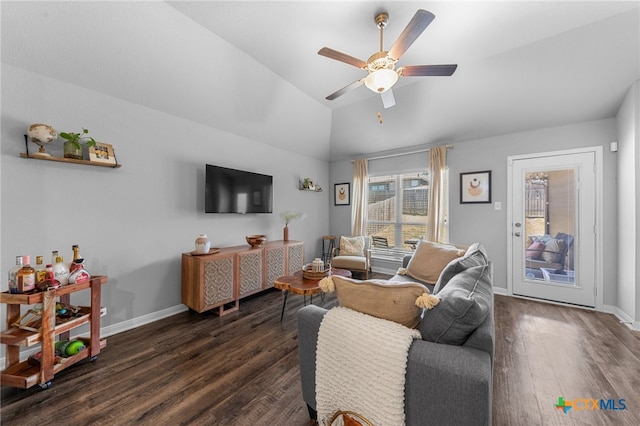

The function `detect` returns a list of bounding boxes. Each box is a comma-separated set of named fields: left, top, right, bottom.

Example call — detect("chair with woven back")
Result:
left=330, top=236, right=372, bottom=279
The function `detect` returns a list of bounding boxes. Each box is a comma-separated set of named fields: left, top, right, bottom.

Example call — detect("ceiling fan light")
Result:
left=364, top=69, right=398, bottom=93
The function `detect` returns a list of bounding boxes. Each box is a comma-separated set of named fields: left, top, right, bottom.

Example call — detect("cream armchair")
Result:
left=330, top=236, right=372, bottom=279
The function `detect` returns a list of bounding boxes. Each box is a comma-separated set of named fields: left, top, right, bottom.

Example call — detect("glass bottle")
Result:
left=37, top=264, right=60, bottom=291
left=8, top=256, right=23, bottom=294
left=72, top=245, right=81, bottom=261
left=52, top=256, right=70, bottom=285
left=70, top=245, right=84, bottom=273
left=51, top=250, right=59, bottom=267
left=17, top=255, right=36, bottom=293
left=35, top=255, right=47, bottom=285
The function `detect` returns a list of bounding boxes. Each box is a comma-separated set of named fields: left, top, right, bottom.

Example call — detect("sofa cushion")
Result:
left=433, top=242, right=488, bottom=294
left=330, top=255, right=368, bottom=271
left=321, top=276, right=437, bottom=328
left=525, top=241, right=545, bottom=260
left=421, top=264, right=492, bottom=345
left=406, top=241, right=465, bottom=285
left=340, top=236, right=365, bottom=256
left=541, top=238, right=566, bottom=263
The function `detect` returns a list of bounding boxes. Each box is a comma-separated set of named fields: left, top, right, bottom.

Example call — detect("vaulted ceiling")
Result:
left=3, top=1, right=639, bottom=161
left=169, top=1, right=639, bottom=159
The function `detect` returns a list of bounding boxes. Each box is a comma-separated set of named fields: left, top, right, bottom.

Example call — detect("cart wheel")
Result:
left=90, top=355, right=98, bottom=362
left=39, top=381, right=52, bottom=390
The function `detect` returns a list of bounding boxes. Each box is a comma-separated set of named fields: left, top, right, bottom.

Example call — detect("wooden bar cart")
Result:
left=0, top=276, right=107, bottom=389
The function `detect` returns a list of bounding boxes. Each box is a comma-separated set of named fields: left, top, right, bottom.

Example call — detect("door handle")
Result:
left=514, top=223, right=521, bottom=227
left=514, top=232, right=521, bottom=237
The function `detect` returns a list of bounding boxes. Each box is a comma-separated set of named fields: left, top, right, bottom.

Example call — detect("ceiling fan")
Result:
left=318, top=9, right=457, bottom=108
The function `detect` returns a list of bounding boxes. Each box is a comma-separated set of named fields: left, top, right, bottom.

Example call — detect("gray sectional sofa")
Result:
left=297, top=242, right=494, bottom=425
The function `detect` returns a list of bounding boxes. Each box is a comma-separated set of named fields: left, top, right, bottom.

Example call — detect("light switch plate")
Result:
left=494, top=202, right=502, bottom=210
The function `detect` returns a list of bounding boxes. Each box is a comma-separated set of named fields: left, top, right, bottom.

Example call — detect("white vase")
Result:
left=195, top=234, right=211, bottom=254
left=312, top=258, right=324, bottom=272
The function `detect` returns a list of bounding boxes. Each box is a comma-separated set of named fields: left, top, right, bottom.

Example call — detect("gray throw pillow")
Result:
left=433, top=242, right=488, bottom=294
left=420, top=264, right=492, bottom=345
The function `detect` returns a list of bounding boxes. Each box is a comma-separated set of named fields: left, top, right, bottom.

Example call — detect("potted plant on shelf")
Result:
left=59, top=127, right=96, bottom=160
left=303, top=178, right=312, bottom=189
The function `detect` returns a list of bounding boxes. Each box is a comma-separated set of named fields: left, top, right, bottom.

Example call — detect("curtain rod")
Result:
left=352, top=144, right=453, bottom=162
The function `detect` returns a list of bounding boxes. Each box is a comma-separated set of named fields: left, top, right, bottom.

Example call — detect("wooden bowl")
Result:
left=246, top=234, right=267, bottom=247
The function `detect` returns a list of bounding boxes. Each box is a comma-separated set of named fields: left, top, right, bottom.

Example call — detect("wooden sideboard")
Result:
left=181, top=240, right=304, bottom=315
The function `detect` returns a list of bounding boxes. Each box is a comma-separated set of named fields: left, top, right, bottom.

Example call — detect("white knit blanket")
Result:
left=315, top=307, right=421, bottom=426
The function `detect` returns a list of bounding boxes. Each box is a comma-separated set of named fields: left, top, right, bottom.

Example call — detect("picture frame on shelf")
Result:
left=334, top=183, right=350, bottom=206
left=460, top=170, right=492, bottom=204
left=88, top=142, right=117, bottom=165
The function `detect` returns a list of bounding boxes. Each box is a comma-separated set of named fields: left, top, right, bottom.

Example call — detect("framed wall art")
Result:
left=88, top=142, right=117, bottom=165
left=334, top=183, right=350, bottom=206
left=460, top=170, right=492, bottom=204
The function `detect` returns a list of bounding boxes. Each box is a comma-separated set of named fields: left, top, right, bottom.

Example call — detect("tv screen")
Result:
left=205, top=164, right=273, bottom=214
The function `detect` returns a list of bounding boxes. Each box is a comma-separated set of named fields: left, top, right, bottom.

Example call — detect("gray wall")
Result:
left=616, top=80, right=639, bottom=324
left=1, top=65, right=330, bottom=348
left=447, top=119, right=618, bottom=305
left=330, top=118, right=621, bottom=308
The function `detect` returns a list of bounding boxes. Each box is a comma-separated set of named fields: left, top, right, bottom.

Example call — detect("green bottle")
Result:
left=55, top=340, right=86, bottom=356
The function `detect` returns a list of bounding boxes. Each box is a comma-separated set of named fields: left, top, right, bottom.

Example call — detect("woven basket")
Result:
left=302, top=263, right=330, bottom=280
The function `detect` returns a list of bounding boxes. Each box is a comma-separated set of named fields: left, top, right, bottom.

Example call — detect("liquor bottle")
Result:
left=51, top=250, right=59, bottom=267
left=36, top=264, right=60, bottom=291
left=17, top=255, right=36, bottom=293
left=69, top=245, right=84, bottom=273
left=72, top=245, right=81, bottom=261
left=8, top=256, right=23, bottom=294
left=55, top=340, right=86, bottom=357
left=35, top=255, right=47, bottom=285
left=52, top=256, right=70, bottom=285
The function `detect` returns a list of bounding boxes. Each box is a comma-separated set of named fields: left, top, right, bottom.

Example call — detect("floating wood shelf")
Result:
left=20, top=153, right=122, bottom=168
left=298, top=179, right=322, bottom=192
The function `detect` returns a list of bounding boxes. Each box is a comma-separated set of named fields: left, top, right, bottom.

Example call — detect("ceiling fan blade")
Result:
left=388, top=9, right=435, bottom=61
left=398, top=64, right=458, bottom=77
left=381, top=89, right=396, bottom=109
left=318, top=47, right=368, bottom=69
left=326, top=79, right=365, bottom=100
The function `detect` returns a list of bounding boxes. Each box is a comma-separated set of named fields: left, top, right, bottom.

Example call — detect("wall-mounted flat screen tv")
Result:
left=205, top=164, right=273, bottom=214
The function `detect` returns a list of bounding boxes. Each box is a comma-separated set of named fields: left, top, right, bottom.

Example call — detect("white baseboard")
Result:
left=100, top=304, right=189, bottom=338
left=493, top=287, right=508, bottom=296
left=0, top=304, right=189, bottom=367
left=603, top=304, right=640, bottom=332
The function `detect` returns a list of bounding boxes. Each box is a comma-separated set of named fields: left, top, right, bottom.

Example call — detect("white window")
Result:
left=365, top=172, right=431, bottom=253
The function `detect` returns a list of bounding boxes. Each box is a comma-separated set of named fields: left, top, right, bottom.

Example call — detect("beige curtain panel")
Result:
left=427, top=146, right=447, bottom=243
left=351, top=158, right=368, bottom=236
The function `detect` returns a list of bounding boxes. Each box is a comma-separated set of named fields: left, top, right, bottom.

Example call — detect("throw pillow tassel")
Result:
left=415, top=292, right=440, bottom=309
left=319, top=276, right=335, bottom=292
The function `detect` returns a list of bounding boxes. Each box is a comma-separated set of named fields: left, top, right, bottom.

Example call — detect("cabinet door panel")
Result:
left=238, top=251, right=263, bottom=297
left=266, top=247, right=286, bottom=289
left=204, top=256, right=234, bottom=307
left=288, top=243, right=304, bottom=274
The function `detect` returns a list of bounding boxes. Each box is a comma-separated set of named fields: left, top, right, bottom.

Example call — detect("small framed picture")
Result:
left=460, top=171, right=492, bottom=204
left=89, top=142, right=117, bottom=165
left=334, top=183, right=350, bottom=206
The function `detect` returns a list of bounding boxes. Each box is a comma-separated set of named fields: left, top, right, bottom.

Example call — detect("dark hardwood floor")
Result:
left=2, top=279, right=639, bottom=425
